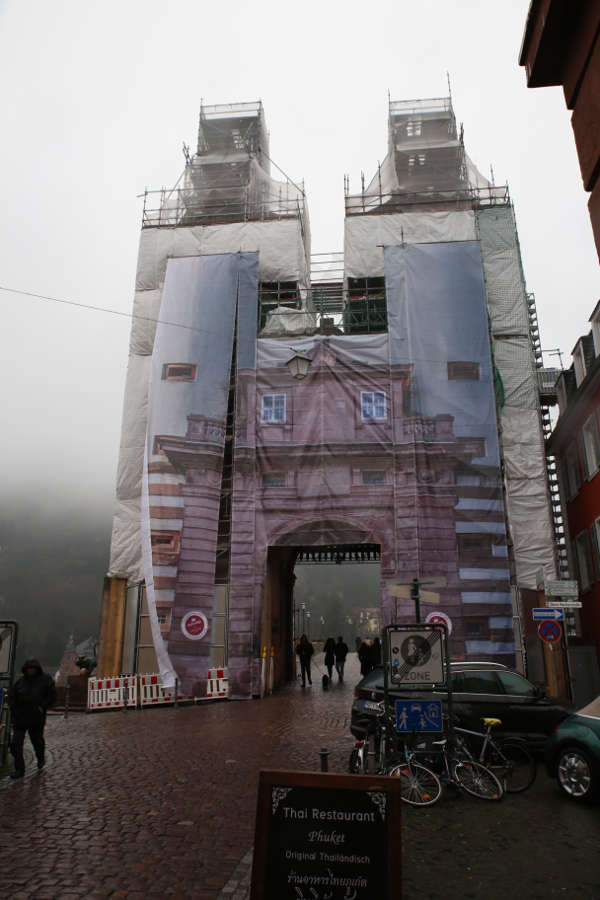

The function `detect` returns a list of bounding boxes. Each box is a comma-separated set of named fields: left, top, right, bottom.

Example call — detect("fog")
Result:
left=0, top=1, right=597, bottom=667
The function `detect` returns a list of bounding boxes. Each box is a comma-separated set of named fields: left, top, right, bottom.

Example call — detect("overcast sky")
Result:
left=0, top=0, right=597, bottom=513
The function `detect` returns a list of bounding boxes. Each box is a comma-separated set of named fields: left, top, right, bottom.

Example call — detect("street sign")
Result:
left=425, top=611, right=453, bottom=634
left=547, top=600, right=582, bottom=609
left=538, top=620, right=562, bottom=643
left=388, top=626, right=445, bottom=685
left=545, top=579, right=578, bottom=598
left=532, top=608, right=564, bottom=621
left=395, top=699, right=443, bottom=733
left=388, top=585, right=440, bottom=604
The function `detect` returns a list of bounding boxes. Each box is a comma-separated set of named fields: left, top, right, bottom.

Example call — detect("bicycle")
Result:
left=349, top=702, right=442, bottom=807
left=408, top=728, right=504, bottom=801
left=453, top=717, right=537, bottom=793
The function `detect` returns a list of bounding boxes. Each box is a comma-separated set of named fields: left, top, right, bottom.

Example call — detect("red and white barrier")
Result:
left=139, top=673, right=185, bottom=706
left=206, top=667, right=228, bottom=698
left=87, top=675, right=137, bottom=710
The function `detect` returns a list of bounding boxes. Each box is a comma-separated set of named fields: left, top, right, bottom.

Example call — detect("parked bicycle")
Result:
left=399, top=728, right=504, bottom=801
left=452, top=717, right=537, bottom=793
left=348, top=701, right=442, bottom=807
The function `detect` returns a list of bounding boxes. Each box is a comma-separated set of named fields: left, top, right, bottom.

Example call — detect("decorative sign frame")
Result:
left=250, top=770, right=402, bottom=900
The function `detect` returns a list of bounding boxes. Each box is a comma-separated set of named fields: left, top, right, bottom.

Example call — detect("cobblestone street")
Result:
left=1, top=653, right=599, bottom=899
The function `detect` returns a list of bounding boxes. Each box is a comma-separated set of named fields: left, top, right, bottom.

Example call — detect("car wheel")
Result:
left=556, top=746, right=599, bottom=801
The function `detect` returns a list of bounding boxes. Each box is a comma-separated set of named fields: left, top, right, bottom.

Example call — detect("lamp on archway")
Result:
left=286, top=349, right=311, bottom=380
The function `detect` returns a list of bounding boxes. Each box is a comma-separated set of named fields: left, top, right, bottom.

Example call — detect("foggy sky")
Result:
left=0, top=0, right=597, bottom=516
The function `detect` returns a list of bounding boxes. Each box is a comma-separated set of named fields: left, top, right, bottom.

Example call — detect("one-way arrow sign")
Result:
left=532, top=608, right=564, bottom=622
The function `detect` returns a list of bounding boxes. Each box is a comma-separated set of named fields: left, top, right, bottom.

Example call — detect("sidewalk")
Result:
left=0, top=653, right=357, bottom=900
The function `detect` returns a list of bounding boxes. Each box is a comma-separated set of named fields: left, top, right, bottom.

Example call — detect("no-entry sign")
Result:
left=538, top=620, right=562, bottom=644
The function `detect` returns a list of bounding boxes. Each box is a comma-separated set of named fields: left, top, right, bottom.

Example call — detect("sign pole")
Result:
left=411, top=578, right=420, bottom=623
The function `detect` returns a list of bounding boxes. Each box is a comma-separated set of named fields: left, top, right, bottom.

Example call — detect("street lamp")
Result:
left=286, top=349, right=311, bottom=380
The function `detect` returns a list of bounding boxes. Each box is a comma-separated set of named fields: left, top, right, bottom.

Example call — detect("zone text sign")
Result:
left=388, top=625, right=445, bottom=685
left=250, top=770, right=402, bottom=900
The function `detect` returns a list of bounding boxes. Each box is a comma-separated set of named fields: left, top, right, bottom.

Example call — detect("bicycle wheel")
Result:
left=452, top=759, right=503, bottom=800
left=487, top=741, right=537, bottom=793
left=348, top=742, right=368, bottom=774
left=388, top=762, right=442, bottom=807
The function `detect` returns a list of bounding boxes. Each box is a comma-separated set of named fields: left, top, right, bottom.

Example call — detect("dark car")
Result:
left=351, top=661, right=572, bottom=751
left=545, top=695, right=600, bottom=801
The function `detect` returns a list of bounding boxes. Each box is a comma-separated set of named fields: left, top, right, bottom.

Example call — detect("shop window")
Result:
left=261, top=393, right=286, bottom=424
left=361, top=391, right=387, bottom=421
left=448, top=361, right=480, bottom=381
left=162, top=363, right=197, bottom=382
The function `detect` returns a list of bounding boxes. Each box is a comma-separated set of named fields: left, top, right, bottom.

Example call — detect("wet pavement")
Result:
left=1, top=652, right=599, bottom=899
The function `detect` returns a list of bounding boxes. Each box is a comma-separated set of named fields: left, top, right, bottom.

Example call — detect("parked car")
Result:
left=351, top=661, right=571, bottom=751
left=545, top=695, right=600, bottom=801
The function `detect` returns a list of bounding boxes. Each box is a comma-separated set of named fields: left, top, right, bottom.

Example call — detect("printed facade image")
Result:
left=101, top=98, right=560, bottom=698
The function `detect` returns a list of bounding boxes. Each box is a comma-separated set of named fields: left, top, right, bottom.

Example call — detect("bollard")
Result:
left=319, top=748, right=329, bottom=773
left=64, top=682, right=70, bottom=719
left=174, top=677, right=179, bottom=708
left=123, top=683, right=128, bottom=711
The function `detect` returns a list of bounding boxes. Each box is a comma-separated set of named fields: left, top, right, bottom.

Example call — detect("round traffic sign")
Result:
left=425, top=611, right=453, bottom=635
left=181, top=610, right=209, bottom=641
left=538, top=619, right=562, bottom=643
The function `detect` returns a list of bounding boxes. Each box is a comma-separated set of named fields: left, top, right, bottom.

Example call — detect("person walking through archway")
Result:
left=334, top=636, right=349, bottom=682
left=296, top=634, right=314, bottom=687
left=323, top=637, right=336, bottom=681
left=358, top=639, right=374, bottom=678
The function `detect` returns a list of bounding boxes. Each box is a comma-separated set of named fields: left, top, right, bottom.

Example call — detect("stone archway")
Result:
left=260, top=516, right=384, bottom=695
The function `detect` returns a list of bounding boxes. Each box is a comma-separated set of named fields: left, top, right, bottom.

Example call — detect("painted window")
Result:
left=448, top=361, right=480, bottom=381
left=162, top=363, right=197, bottom=382
left=406, top=120, right=422, bottom=137
left=361, top=391, right=387, bottom=421
left=581, top=415, right=600, bottom=479
left=591, top=519, right=600, bottom=581
left=362, top=471, right=385, bottom=485
left=261, top=393, right=286, bottom=424
left=262, top=473, right=286, bottom=487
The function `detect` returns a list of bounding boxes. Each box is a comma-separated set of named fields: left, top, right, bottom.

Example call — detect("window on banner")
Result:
left=261, top=393, right=286, bottom=424
left=582, top=414, right=600, bottom=479
left=574, top=531, right=593, bottom=592
left=361, top=390, right=387, bottom=421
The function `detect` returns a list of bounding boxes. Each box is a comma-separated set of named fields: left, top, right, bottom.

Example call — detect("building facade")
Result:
left=100, top=98, right=560, bottom=699
left=548, top=302, right=600, bottom=688
left=520, top=0, right=600, bottom=261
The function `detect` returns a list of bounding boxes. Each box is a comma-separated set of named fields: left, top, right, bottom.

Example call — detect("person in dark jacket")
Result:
left=323, top=637, right=336, bottom=680
left=358, top=639, right=374, bottom=677
left=295, top=634, right=314, bottom=687
left=371, top=637, right=382, bottom=667
left=8, top=658, right=56, bottom=778
left=334, top=636, right=349, bottom=682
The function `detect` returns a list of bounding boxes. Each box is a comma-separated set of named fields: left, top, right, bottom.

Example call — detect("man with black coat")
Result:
left=8, top=658, right=56, bottom=778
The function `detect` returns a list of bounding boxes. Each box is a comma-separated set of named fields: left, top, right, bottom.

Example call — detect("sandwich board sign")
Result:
left=387, top=625, right=445, bottom=685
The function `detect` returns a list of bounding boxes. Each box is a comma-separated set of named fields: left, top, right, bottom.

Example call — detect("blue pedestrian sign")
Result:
left=395, top=699, right=443, bottom=733
left=532, top=608, right=564, bottom=622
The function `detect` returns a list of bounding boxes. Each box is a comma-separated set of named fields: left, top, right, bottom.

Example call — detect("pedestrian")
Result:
left=334, top=636, right=349, bottom=682
left=8, top=658, right=56, bottom=779
left=295, top=634, right=314, bottom=687
left=323, top=637, right=336, bottom=680
left=355, top=636, right=362, bottom=653
left=372, top=637, right=382, bottom=666
left=358, top=639, right=374, bottom=678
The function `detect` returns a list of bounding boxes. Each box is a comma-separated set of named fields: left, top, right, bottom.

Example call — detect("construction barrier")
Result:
left=206, top=667, right=228, bottom=698
left=139, top=673, right=184, bottom=706
left=87, top=675, right=138, bottom=710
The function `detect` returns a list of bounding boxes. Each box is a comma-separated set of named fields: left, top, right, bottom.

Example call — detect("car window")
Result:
left=496, top=671, right=537, bottom=697
left=452, top=671, right=502, bottom=694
